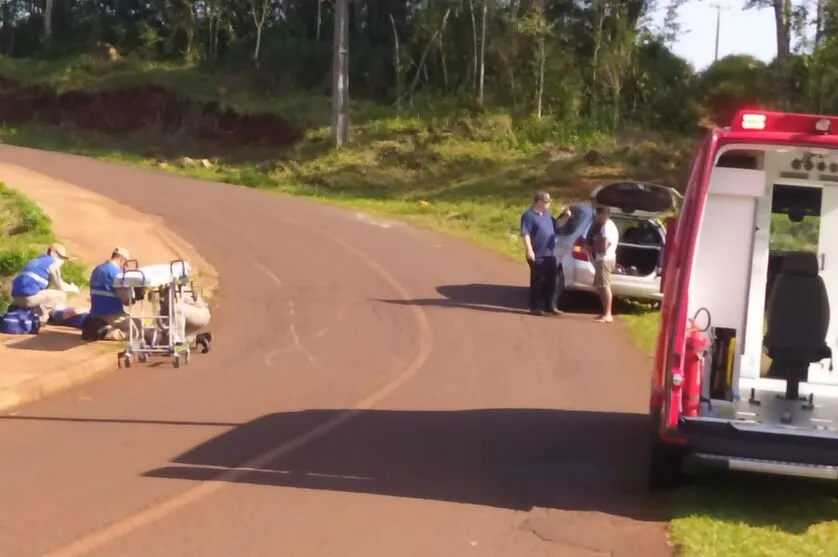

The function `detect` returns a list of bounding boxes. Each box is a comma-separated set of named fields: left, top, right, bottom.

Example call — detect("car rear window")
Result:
left=556, top=206, right=586, bottom=236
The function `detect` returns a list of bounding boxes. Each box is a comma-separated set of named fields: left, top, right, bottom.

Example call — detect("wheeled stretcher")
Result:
left=114, top=259, right=196, bottom=369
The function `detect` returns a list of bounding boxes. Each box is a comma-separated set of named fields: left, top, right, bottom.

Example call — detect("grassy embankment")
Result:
left=0, top=183, right=86, bottom=314
left=0, top=56, right=836, bottom=557
left=0, top=55, right=692, bottom=347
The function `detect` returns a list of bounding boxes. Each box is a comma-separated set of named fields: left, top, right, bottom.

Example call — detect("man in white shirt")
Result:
left=589, top=206, right=619, bottom=323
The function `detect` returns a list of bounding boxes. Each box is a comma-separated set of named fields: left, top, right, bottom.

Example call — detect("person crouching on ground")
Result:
left=88, top=247, right=142, bottom=341
left=156, top=286, right=212, bottom=352
left=588, top=206, right=619, bottom=323
left=520, top=192, right=569, bottom=316
left=10, top=243, right=80, bottom=320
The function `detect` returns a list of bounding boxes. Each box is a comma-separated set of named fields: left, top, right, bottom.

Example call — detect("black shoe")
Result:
left=196, top=332, right=211, bottom=353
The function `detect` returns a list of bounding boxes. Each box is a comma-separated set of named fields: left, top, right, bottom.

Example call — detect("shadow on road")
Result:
left=142, top=408, right=669, bottom=522
left=377, top=283, right=655, bottom=318
left=377, top=284, right=530, bottom=315
left=5, top=329, right=82, bottom=351
left=6, top=409, right=835, bottom=535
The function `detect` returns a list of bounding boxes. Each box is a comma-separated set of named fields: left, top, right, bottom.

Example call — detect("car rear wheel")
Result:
left=555, top=267, right=577, bottom=310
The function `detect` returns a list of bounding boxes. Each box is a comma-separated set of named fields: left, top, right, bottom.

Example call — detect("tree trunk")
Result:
left=478, top=0, right=488, bottom=106
left=536, top=36, right=545, bottom=118
left=316, top=0, right=322, bottom=42
left=389, top=13, right=402, bottom=109
left=773, top=0, right=791, bottom=60
left=469, top=0, right=478, bottom=90
left=403, top=7, right=452, bottom=102
left=331, top=0, right=350, bottom=147
left=43, top=0, right=53, bottom=44
left=591, top=0, right=605, bottom=105
left=613, top=85, right=621, bottom=127
left=439, top=35, right=449, bottom=92
left=250, top=0, right=270, bottom=64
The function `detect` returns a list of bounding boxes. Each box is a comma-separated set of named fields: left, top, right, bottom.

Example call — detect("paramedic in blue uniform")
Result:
left=520, top=192, right=568, bottom=316
left=11, top=243, right=79, bottom=319
left=88, top=247, right=139, bottom=339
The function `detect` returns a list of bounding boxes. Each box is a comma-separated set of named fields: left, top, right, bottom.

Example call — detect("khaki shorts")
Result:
left=594, top=259, right=615, bottom=289
left=100, top=313, right=144, bottom=341
left=12, top=289, right=67, bottom=318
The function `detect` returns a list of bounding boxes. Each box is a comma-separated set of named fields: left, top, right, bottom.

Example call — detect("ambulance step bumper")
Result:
left=692, top=453, right=838, bottom=480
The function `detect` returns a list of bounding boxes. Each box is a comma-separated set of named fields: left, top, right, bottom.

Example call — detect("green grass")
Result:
left=0, top=183, right=87, bottom=313
left=5, top=56, right=837, bottom=556
left=672, top=475, right=838, bottom=557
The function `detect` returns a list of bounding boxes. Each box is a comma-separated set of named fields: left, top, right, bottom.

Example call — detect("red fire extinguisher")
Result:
left=683, top=323, right=709, bottom=417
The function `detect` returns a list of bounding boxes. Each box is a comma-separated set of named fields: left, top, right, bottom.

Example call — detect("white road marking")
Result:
left=287, top=300, right=314, bottom=363
left=254, top=262, right=283, bottom=286
left=354, top=212, right=402, bottom=228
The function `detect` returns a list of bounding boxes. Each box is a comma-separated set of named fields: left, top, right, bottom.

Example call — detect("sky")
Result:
left=650, top=0, right=778, bottom=71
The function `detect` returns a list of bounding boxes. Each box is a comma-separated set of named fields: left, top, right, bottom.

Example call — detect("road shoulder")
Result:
left=0, top=163, right=217, bottom=413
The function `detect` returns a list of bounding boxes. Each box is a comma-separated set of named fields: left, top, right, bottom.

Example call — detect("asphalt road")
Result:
left=0, top=145, right=671, bottom=557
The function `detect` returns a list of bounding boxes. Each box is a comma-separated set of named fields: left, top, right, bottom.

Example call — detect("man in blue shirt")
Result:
left=520, top=192, right=567, bottom=316
left=88, top=247, right=139, bottom=340
left=11, top=243, right=80, bottom=319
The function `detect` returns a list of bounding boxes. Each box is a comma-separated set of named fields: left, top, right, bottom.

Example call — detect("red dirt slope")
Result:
left=0, top=77, right=302, bottom=148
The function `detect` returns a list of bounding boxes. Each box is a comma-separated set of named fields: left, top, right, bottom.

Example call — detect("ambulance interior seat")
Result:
left=763, top=251, right=832, bottom=401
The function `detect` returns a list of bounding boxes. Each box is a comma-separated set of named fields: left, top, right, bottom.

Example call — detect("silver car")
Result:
left=553, top=182, right=680, bottom=306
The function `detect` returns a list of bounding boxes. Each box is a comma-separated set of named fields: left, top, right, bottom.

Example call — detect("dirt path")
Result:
left=0, top=145, right=671, bottom=557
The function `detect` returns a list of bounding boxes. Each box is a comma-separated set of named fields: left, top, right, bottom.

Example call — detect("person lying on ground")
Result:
left=10, top=243, right=80, bottom=320
left=87, top=246, right=144, bottom=341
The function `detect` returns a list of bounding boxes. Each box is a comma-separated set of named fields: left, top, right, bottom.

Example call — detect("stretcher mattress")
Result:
left=113, top=262, right=192, bottom=288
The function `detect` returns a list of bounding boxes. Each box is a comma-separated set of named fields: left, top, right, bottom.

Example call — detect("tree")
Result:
left=598, top=7, right=635, bottom=126
left=249, top=0, right=271, bottom=63
left=516, top=1, right=552, bottom=118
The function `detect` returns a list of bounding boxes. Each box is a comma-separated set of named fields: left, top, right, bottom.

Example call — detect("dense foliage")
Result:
left=2, top=0, right=838, bottom=135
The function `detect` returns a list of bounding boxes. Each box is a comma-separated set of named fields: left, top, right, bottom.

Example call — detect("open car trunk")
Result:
left=590, top=182, right=677, bottom=278
left=591, top=181, right=680, bottom=216
left=613, top=218, right=664, bottom=277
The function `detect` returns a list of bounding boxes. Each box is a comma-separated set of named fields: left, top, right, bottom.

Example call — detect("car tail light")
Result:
left=571, top=236, right=589, bottom=261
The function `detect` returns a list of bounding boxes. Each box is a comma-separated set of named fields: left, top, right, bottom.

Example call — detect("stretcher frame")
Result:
left=115, top=259, right=194, bottom=369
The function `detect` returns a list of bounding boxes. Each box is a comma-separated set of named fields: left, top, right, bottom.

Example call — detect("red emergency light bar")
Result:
left=730, top=109, right=836, bottom=135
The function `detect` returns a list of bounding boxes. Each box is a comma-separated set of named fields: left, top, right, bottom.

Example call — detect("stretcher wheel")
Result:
left=172, top=355, right=181, bottom=369
left=123, top=355, right=132, bottom=369
left=138, top=352, right=148, bottom=364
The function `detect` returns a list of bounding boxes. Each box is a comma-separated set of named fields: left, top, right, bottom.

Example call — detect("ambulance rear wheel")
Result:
left=648, top=411, right=684, bottom=490
left=648, top=433, right=684, bottom=490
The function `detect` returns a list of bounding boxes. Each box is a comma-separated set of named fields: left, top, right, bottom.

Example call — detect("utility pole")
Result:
left=331, top=0, right=350, bottom=147
left=709, top=3, right=730, bottom=63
